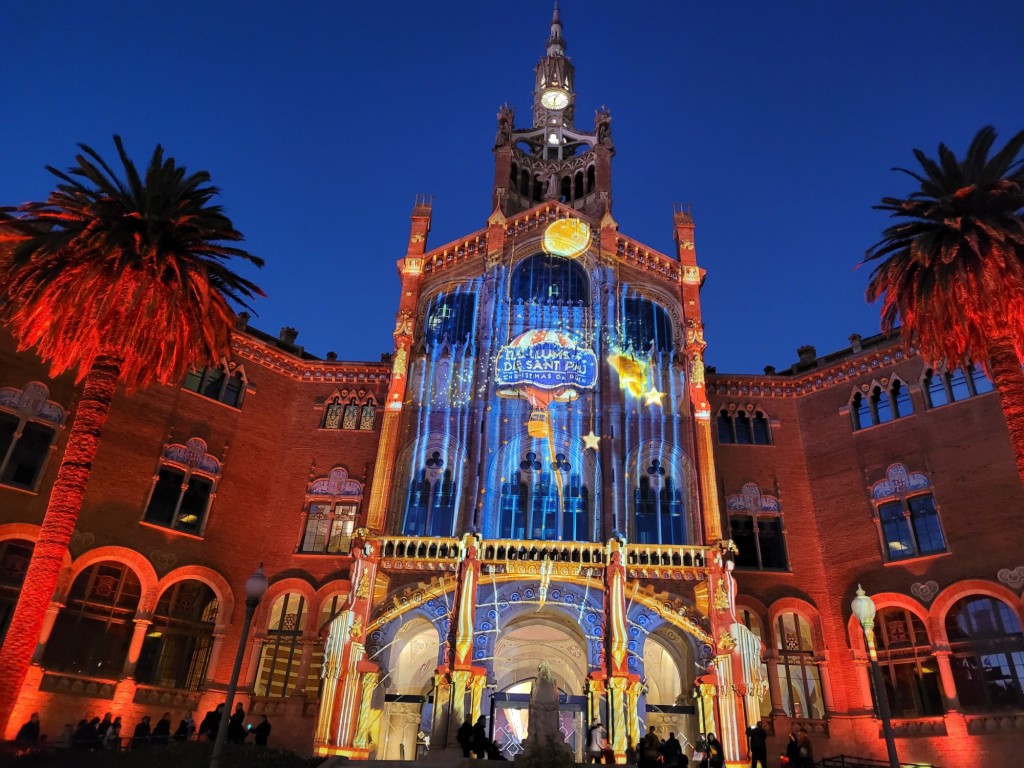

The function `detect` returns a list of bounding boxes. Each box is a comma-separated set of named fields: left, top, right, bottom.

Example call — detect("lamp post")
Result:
left=210, top=564, right=268, bottom=768
left=851, top=585, right=900, bottom=768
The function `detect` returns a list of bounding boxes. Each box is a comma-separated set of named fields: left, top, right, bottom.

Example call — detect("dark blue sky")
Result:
left=3, top=1, right=1022, bottom=373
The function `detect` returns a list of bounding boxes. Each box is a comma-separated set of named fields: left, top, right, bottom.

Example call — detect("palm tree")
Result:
left=0, top=136, right=263, bottom=733
left=865, top=125, right=1024, bottom=484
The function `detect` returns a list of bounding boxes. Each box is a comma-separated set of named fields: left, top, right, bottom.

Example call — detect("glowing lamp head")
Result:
left=245, top=564, right=269, bottom=604
left=851, top=584, right=876, bottom=627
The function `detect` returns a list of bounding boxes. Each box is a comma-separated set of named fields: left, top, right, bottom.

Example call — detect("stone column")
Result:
left=430, top=672, right=453, bottom=749
left=933, top=650, right=961, bottom=712
left=31, top=601, right=64, bottom=663
left=816, top=658, right=835, bottom=715
left=203, top=625, right=228, bottom=686
left=852, top=658, right=874, bottom=710
left=122, top=617, right=152, bottom=678
left=243, top=635, right=265, bottom=689
left=765, top=657, right=785, bottom=715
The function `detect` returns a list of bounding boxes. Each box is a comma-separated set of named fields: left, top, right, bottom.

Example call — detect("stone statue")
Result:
left=518, top=662, right=572, bottom=764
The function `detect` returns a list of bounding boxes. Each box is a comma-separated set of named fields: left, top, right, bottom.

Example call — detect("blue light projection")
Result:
left=393, top=220, right=699, bottom=548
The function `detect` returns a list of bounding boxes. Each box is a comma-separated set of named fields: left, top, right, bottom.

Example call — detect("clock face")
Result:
left=541, top=89, right=569, bottom=111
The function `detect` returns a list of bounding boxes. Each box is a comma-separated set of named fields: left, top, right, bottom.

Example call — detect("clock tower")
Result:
left=492, top=2, right=614, bottom=218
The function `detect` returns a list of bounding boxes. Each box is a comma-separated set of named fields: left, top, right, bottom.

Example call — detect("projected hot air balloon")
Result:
left=495, top=329, right=598, bottom=437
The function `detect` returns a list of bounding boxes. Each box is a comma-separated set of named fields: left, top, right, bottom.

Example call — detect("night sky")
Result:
left=3, top=1, right=1022, bottom=374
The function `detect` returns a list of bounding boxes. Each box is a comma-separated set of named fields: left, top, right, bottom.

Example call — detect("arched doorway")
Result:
left=643, top=632, right=698, bottom=754
left=379, top=617, right=440, bottom=760
left=490, top=615, right=588, bottom=760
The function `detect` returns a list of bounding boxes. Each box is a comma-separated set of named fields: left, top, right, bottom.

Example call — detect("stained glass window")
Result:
left=425, top=293, right=477, bottom=347
left=342, top=402, right=360, bottom=430
left=775, top=612, right=825, bottom=719
left=510, top=253, right=589, bottom=305
left=621, top=297, right=673, bottom=353
left=256, top=593, right=307, bottom=698
left=359, top=404, right=376, bottom=430
left=874, top=607, right=944, bottom=717
left=322, top=401, right=342, bottom=429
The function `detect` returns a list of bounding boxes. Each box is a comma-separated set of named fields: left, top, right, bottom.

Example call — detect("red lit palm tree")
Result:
left=866, top=125, right=1024, bottom=484
left=0, top=137, right=263, bottom=733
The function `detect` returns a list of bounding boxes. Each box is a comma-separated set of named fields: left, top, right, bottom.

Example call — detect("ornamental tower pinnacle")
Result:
left=492, top=2, right=614, bottom=218
left=533, top=1, right=576, bottom=131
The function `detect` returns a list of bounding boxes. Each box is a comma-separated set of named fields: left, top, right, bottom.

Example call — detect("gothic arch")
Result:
left=617, top=282, right=685, bottom=354
left=154, top=565, right=235, bottom=627
left=387, top=433, right=469, bottom=535
left=767, top=596, right=826, bottom=653
left=844, top=591, right=929, bottom=654
left=485, top=427, right=602, bottom=541
left=623, top=440, right=699, bottom=544
left=65, top=546, right=159, bottom=611
left=257, top=577, right=317, bottom=632
left=930, top=579, right=1024, bottom=645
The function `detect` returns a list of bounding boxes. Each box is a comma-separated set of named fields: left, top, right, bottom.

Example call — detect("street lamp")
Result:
left=210, top=564, right=269, bottom=768
left=850, top=585, right=900, bottom=768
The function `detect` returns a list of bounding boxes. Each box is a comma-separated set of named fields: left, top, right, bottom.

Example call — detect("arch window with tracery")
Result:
left=871, top=464, right=946, bottom=561
left=498, top=450, right=590, bottom=541
left=620, top=296, right=673, bottom=354
left=947, top=596, right=1024, bottom=710
left=0, top=382, right=65, bottom=491
left=142, top=438, right=221, bottom=536
left=872, top=607, right=944, bottom=717
left=424, top=292, right=477, bottom=348
left=322, top=391, right=376, bottom=431
left=135, top=580, right=219, bottom=691
left=727, top=484, right=787, bottom=570
left=775, top=612, right=825, bottom=719
left=923, top=363, right=993, bottom=408
left=850, top=378, right=913, bottom=430
left=255, top=593, right=308, bottom=698
left=42, top=561, right=142, bottom=677
left=183, top=361, right=246, bottom=408
left=299, top=468, right=363, bottom=555
left=0, top=539, right=33, bottom=643
left=717, top=406, right=772, bottom=445
left=633, top=459, right=685, bottom=545
left=403, top=450, right=458, bottom=537
left=510, top=253, right=590, bottom=305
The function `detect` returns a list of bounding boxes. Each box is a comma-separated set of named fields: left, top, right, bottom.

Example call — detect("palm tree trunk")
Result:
left=0, top=354, right=121, bottom=736
left=986, top=336, right=1024, bottom=487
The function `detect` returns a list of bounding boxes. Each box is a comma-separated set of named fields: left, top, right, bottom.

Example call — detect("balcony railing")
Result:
left=376, top=535, right=716, bottom=579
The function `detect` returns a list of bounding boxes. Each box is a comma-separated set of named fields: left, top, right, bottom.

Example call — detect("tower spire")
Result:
left=547, top=1, right=565, bottom=57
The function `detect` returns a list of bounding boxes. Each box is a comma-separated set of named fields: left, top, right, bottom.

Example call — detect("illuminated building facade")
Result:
left=2, top=7, right=1024, bottom=767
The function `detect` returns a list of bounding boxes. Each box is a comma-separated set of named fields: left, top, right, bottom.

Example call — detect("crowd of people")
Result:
left=12, top=704, right=272, bottom=752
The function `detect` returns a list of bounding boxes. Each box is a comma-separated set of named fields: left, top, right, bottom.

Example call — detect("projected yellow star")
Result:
left=583, top=431, right=601, bottom=450
left=644, top=387, right=665, bottom=407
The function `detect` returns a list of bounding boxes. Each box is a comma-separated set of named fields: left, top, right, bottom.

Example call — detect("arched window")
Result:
left=871, top=464, right=945, bottom=561
left=946, top=596, right=1024, bottom=710
left=716, top=407, right=773, bottom=446
left=632, top=459, right=685, bottom=545
left=424, top=292, right=477, bottom=347
left=620, top=297, right=673, bottom=353
left=255, top=593, right=308, bottom=698
left=183, top=362, right=246, bottom=408
left=874, top=607, right=944, bottom=717
left=775, top=612, right=825, bottom=719
left=42, top=562, right=142, bottom=677
left=727, top=484, right=787, bottom=570
left=0, top=539, right=33, bottom=643
left=498, top=450, right=590, bottom=541
left=510, top=254, right=589, bottom=305
left=135, top=580, right=218, bottom=691
left=923, top=363, right=994, bottom=408
left=143, top=438, right=221, bottom=536
left=851, top=379, right=913, bottom=430
left=324, top=394, right=377, bottom=431
left=299, top=468, right=363, bottom=555
left=403, top=453, right=457, bottom=537
left=0, top=381, right=64, bottom=491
